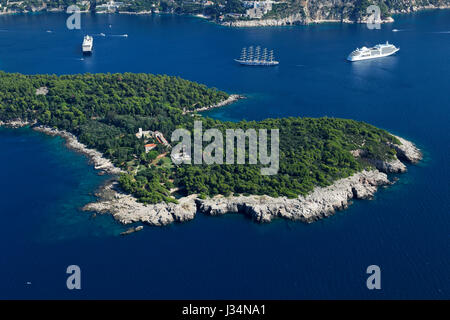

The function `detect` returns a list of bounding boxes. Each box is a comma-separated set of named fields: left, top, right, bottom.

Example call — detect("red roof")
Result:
left=145, top=144, right=157, bottom=147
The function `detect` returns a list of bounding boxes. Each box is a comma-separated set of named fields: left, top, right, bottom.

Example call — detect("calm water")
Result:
left=0, top=11, right=449, bottom=299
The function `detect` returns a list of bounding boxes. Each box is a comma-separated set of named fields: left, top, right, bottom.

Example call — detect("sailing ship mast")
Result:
left=262, top=48, right=268, bottom=61
left=240, top=47, right=247, bottom=60
left=255, top=46, right=261, bottom=62
left=248, top=46, right=254, bottom=61
left=234, top=45, right=279, bottom=66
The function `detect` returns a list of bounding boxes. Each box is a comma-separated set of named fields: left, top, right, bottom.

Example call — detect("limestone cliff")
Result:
left=223, top=0, right=450, bottom=27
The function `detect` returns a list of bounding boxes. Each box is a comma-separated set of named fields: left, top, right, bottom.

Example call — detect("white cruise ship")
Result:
left=82, top=35, right=93, bottom=54
left=347, top=42, right=399, bottom=62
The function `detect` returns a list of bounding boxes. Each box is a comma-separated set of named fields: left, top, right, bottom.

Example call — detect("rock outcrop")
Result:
left=366, top=158, right=407, bottom=173
left=196, top=170, right=389, bottom=223
left=0, top=119, right=36, bottom=128
left=83, top=183, right=197, bottom=226
left=84, top=169, right=389, bottom=226
left=120, top=225, right=144, bottom=236
left=350, top=135, right=423, bottom=174
left=391, top=135, right=423, bottom=164
left=184, top=94, right=244, bottom=114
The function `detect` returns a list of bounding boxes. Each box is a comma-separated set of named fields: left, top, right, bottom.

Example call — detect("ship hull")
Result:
left=82, top=44, right=93, bottom=53
left=347, top=48, right=399, bottom=62
left=234, top=59, right=279, bottom=66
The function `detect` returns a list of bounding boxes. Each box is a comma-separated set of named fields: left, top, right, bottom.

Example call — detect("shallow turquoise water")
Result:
left=0, top=11, right=448, bottom=299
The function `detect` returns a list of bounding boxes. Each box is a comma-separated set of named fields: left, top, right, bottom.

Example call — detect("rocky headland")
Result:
left=184, top=94, right=244, bottom=114
left=82, top=133, right=422, bottom=226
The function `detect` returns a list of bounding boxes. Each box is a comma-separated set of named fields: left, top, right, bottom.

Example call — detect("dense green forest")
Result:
left=172, top=117, right=398, bottom=199
left=0, top=71, right=399, bottom=204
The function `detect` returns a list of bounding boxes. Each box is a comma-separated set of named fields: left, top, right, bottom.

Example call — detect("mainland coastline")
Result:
left=220, top=4, right=450, bottom=27
left=0, top=1, right=449, bottom=28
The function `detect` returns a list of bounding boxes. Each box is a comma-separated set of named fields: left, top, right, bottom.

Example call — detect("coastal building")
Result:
left=145, top=143, right=157, bottom=153
left=136, top=128, right=170, bottom=148
left=154, top=131, right=170, bottom=147
left=135, top=128, right=153, bottom=139
left=96, top=1, right=124, bottom=12
left=76, top=1, right=91, bottom=10
left=245, top=1, right=273, bottom=19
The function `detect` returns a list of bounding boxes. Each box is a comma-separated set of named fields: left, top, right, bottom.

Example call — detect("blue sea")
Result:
left=0, top=11, right=449, bottom=299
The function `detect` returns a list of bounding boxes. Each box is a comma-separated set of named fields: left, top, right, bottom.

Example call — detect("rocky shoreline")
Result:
left=82, top=134, right=422, bottom=226
left=184, top=94, right=244, bottom=114
left=0, top=119, right=36, bottom=128
left=221, top=5, right=449, bottom=28
left=33, top=126, right=123, bottom=175
left=83, top=169, right=390, bottom=226
left=1, top=4, right=448, bottom=27
left=0, top=120, right=123, bottom=175
left=0, top=119, right=422, bottom=228
left=222, top=16, right=394, bottom=28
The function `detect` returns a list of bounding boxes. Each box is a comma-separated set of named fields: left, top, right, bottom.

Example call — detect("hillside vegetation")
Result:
left=0, top=71, right=400, bottom=204
left=1, top=0, right=448, bottom=24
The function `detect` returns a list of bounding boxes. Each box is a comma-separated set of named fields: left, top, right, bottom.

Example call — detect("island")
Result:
left=0, top=0, right=448, bottom=26
left=0, top=71, right=422, bottom=226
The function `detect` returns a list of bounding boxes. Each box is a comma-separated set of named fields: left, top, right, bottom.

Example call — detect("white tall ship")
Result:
left=235, top=46, right=279, bottom=66
left=347, top=42, right=399, bottom=61
left=82, top=35, right=93, bottom=54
